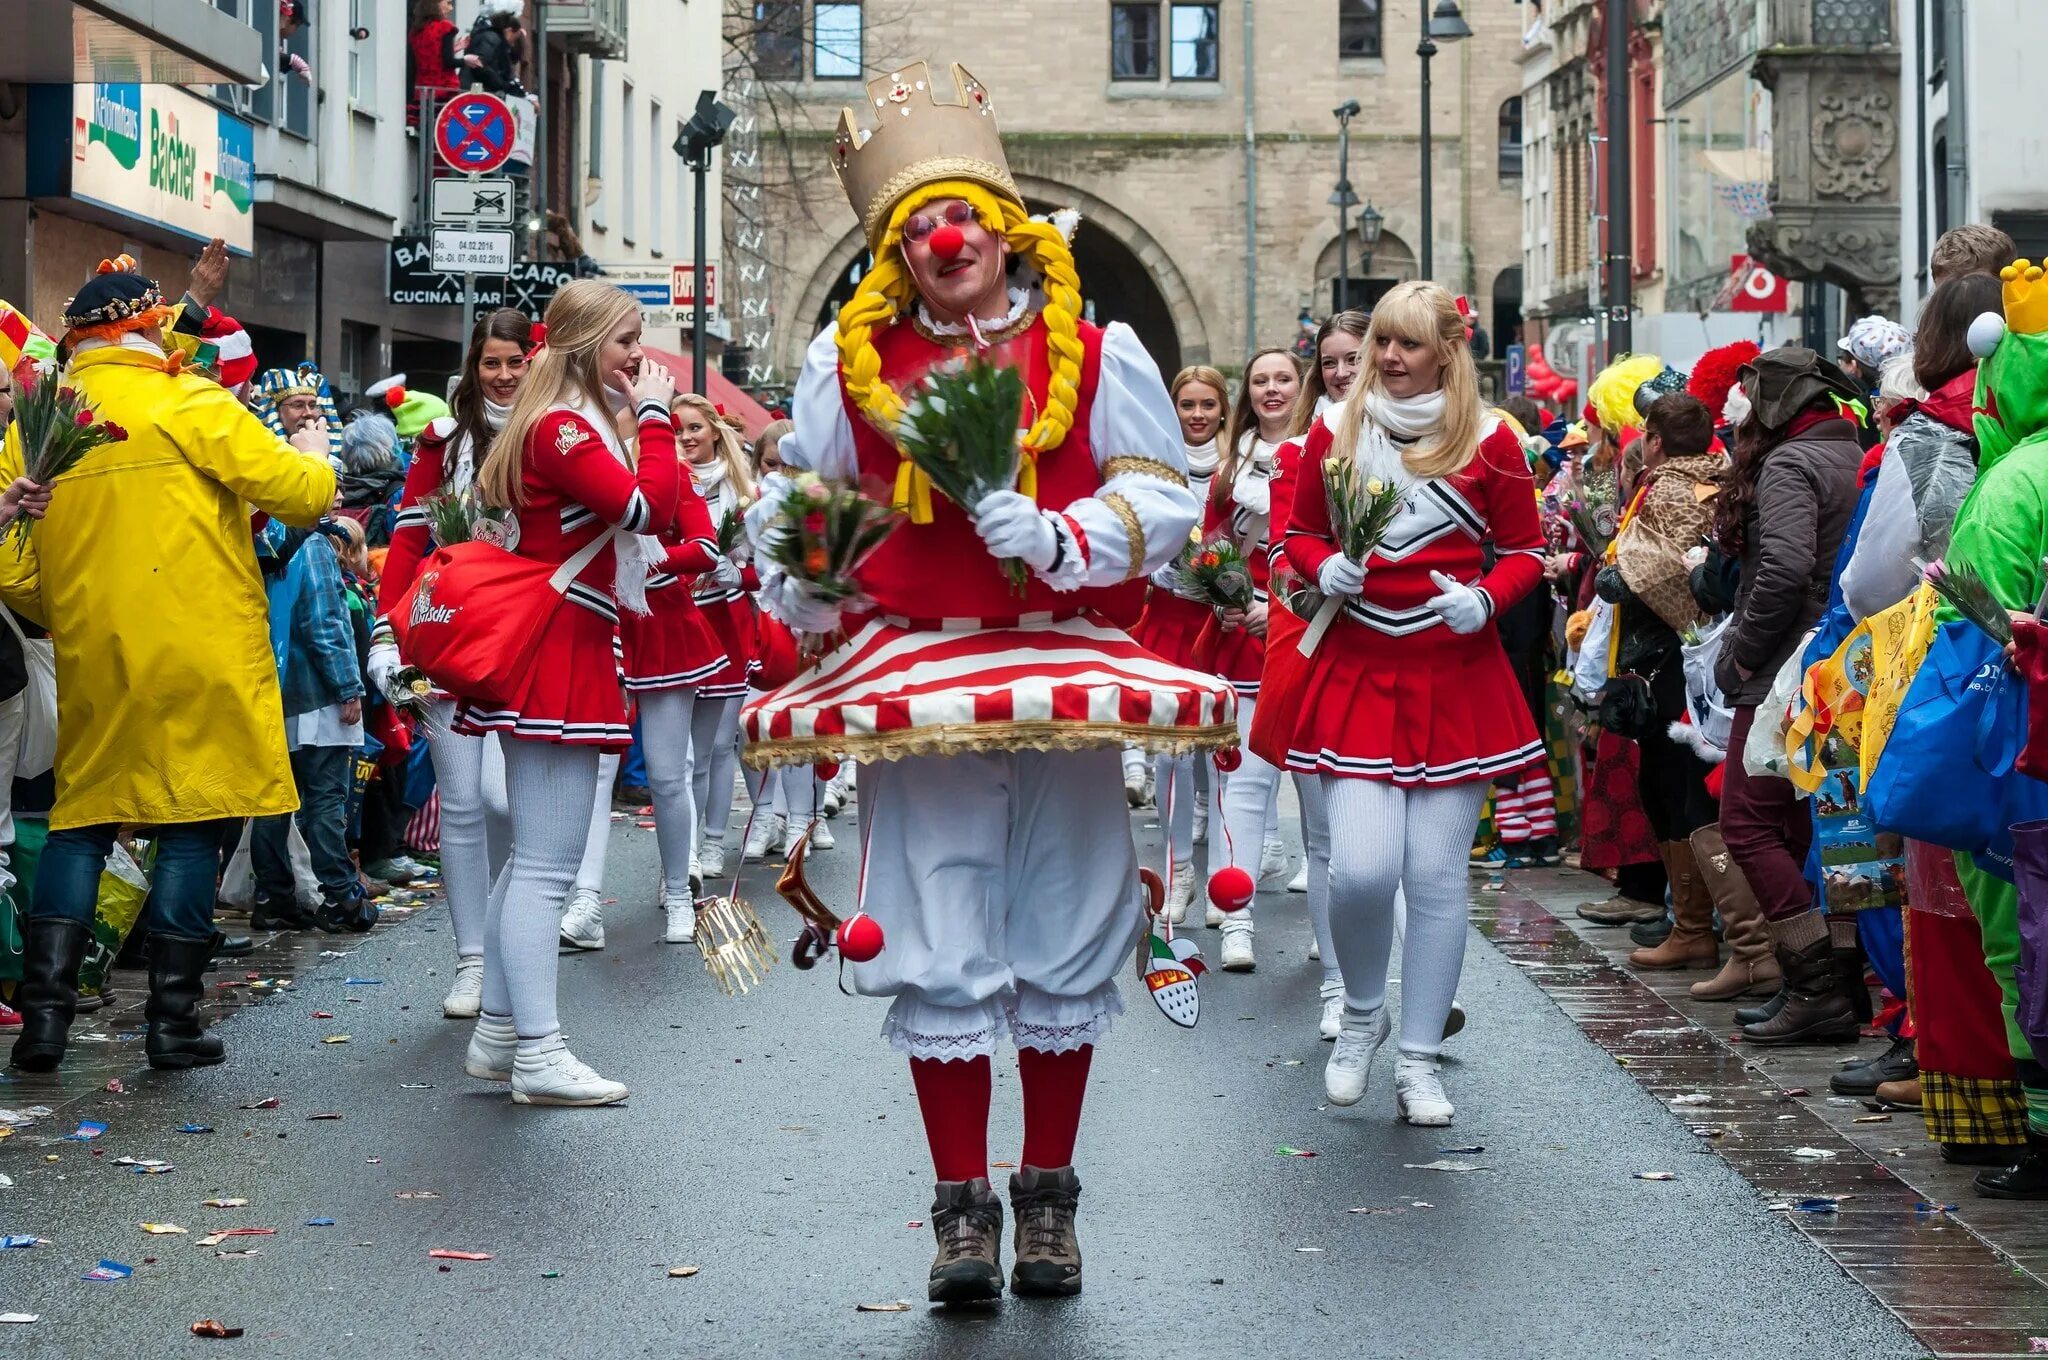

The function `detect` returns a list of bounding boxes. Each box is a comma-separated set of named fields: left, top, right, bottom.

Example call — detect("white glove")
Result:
left=972, top=490, right=1060, bottom=572
left=762, top=571, right=844, bottom=636
left=710, top=554, right=745, bottom=589
left=1426, top=570, right=1490, bottom=635
left=367, top=635, right=403, bottom=699
left=1317, top=554, right=1367, bottom=598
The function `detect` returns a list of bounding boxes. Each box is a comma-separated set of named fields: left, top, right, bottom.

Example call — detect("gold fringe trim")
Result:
left=1100, top=456, right=1188, bottom=487
left=741, top=718, right=1240, bottom=770
left=1101, top=491, right=1147, bottom=582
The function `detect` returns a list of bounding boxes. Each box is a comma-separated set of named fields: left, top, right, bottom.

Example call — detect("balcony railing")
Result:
left=541, top=0, right=628, bottom=61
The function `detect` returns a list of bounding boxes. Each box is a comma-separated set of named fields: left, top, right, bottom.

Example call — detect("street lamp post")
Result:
left=676, top=90, right=737, bottom=396
left=1330, top=100, right=1361, bottom=314
left=1417, top=0, right=1471, bottom=281
left=1357, top=200, right=1384, bottom=308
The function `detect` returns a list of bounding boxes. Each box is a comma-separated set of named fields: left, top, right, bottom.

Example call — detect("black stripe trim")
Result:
left=623, top=655, right=731, bottom=691
left=1286, top=740, right=1543, bottom=783
left=618, top=490, right=652, bottom=534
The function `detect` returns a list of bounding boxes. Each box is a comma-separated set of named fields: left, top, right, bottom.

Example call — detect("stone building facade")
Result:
left=727, top=0, right=1531, bottom=395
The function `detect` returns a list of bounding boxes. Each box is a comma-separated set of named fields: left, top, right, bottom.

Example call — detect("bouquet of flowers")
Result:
left=8, top=365, right=125, bottom=556
left=420, top=486, right=515, bottom=549
left=1325, top=457, right=1406, bottom=562
left=1568, top=497, right=1618, bottom=559
left=1178, top=537, right=1256, bottom=612
left=381, top=663, right=444, bottom=736
left=892, top=357, right=1030, bottom=590
left=715, top=498, right=751, bottom=558
left=1920, top=558, right=2015, bottom=646
left=761, top=472, right=901, bottom=605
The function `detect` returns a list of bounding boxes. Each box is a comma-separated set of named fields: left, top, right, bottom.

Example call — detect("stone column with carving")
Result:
left=1745, top=0, right=1901, bottom=317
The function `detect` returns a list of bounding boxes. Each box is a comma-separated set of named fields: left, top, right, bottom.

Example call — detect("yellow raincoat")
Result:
left=0, top=344, right=336, bottom=830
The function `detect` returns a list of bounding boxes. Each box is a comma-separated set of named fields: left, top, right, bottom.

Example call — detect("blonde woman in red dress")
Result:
left=458, top=279, right=681, bottom=1107
left=1283, top=282, right=1545, bottom=1126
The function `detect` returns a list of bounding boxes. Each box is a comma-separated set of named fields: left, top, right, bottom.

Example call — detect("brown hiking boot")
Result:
left=1741, top=924, right=1858, bottom=1046
left=927, top=1178, right=1004, bottom=1304
left=1576, top=892, right=1666, bottom=925
left=1008, top=1165, right=1083, bottom=1297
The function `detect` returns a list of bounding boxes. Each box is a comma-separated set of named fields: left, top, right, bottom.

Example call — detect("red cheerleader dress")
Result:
left=454, top=399, right=680, bottom=749
left=690, top=468, right=758, bottom=702
left=1282, top=417, right=1546, bottom=785
left=1246, top=435, right=1311, bottom=767
left=621, top=453, right=729, bottom=692
left=1191, top=439, right=1279, bottom=698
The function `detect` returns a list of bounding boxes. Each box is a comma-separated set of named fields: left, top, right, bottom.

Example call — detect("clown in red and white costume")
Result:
left=742, top=61, right=1234, bottom=1305
left=1281, top=281, right=1545, bottom=1129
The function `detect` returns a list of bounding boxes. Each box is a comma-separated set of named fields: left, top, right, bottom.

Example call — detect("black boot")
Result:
left=315, top=889, right=379, bottom=935
left=143, top=933, right=226, bottom=1071
left=1741, top=934, right=1858, bottom=1045
left=1974, top=1131, right=2048, bottom=1200
left=1944, top=1140, right=2026, bottom=1167
left=250, top=892, right=316, bottom=932
left=1828, top=1035, right=1916, bottom=1096
left=1734, top=985, right=1788, bottom=1027
left=10, top=918, right=91, bottom=1071
left=1834, top=945, right=1874, bottom=1024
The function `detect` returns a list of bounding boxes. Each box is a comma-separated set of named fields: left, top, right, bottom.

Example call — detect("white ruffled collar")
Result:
left=915, top=286, right=1034, bottom=341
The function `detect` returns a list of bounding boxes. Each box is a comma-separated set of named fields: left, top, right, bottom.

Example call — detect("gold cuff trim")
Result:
left=1101, top=492, right=1146, bottom=582
left=741, top=718, right=1241, bottom=769
left=1101, top=456, right=1188, bottom=487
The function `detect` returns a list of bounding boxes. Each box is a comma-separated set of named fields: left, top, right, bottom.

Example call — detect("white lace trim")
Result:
left=915, top=286, right=1034, bottom=340
left=879, top=982, right=1125, bottom=1061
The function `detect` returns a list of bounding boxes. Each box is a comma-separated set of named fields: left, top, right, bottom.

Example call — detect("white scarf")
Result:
left=444, top=401, right=513, bottom=494
left=1183, top=438, right=1219, bottom=479
left=566, top=394, right=660, bottom=615
left=1343, top=388, right=1451, bottom=493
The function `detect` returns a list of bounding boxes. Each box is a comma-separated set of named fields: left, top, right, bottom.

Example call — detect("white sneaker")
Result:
left=464, top=1015, right=516, bottom=1082
left=743, top=813, right=785, bottom=862
left=558, top=889, right=605, bottom=951
left=1124, top=762, right=1150, bottom=808
left=1219, top=919, right=1255, bottom=972
left=1308, top=936, right=1321, bottom=961
left=510, top=1037, right=629, bottom=1107
left=1191, top=794, right=1209, bottom=843
left=1395, top=1055, right=1455, bottom=1126
left=1165, top=861, right=1195, bottom=925
left=1259, top=838, right=1290, bottom=885
left=807, top=818, right=836, bottom=850
left=1205, top=900, right=1226, bottom=928
left=1318, top=983, right=1344, bottom=1042
left=1287, top=864, right=1309, bottom=894
left=441, top=957, right=484, bottom=1019
left=1443, top=1000, right=1467, bottom=1041
left=821, top=783, right=845, bottom=819
left=697, top=842, right=726, bottom=881
left=663, top=892, right=697, bottom=944
left=1324, top=1006, right=1391, bottom=1105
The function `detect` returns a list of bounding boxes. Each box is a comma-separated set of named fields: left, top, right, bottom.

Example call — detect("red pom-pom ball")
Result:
left=1207, top=865, right=1254, bottom=913
left=1214, top=747, right=1243, bottom=773
left=836, top=911, right=885, bottom=963
left=815, top=761, right=841, bottom=782
left=927, top=223, right=965, bottom=259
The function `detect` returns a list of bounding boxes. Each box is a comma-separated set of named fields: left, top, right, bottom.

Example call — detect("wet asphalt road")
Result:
left=0, top=795, right=1922, bottom=1359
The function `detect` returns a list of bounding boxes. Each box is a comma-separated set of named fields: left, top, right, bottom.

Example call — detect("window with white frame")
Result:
left=348, top=0, right=376, bottom=109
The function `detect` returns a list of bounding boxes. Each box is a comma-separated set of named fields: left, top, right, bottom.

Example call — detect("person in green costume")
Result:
left=1939, top=258, right=2048, bottom=1197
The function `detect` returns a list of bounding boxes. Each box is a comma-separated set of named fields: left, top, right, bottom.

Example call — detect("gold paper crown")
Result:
left=832, top=61, right=1020, bottom=250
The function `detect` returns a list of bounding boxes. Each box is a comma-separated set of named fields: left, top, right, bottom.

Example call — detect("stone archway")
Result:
left=1312, top=228, right=1419, bottom=314
left=782, top=173, right=1213, bottom=378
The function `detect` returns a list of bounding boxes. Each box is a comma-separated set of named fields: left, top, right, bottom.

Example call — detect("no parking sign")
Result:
left=434, top=93, right=515, bottom=175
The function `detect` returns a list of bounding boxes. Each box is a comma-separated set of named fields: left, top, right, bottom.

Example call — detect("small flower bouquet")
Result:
left=715, top=496, right=751, bottom=559
left=761, top=472, right=900, bottom=605
left=8, top=364, right=125, bottom=556
left=1920, top=558, right=2014, bottom=646
left=893, top=356, right=1030, bottom=590
left=1178, top=536, right=1256, bottom=612
left=420, top=486, right=515, bottom=550
left=1325, top=457, right=1406, bottom=562
left=382, top=664, right=445, bottom=735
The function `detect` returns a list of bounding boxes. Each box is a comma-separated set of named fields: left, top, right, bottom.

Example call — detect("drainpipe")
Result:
left=1242, top=0, right=1257, bottom=353
left=1944, top=0, right=1969, bottom=232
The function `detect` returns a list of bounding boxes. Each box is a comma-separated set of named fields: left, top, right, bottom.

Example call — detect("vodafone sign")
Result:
left=1729, top=255, right=1789, bottom=313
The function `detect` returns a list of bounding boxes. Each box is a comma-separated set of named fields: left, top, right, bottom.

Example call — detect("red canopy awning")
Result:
left=641, top=346, right=777, bottom=441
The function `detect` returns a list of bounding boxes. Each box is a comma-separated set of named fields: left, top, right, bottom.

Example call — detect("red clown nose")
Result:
left=927, top=224, right=966, bottom=260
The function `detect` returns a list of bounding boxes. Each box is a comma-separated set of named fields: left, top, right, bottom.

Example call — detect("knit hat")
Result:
left=1836, top=315, right=1911, bottom=371
left=196, top=307, right=257, bottom=390
left=364, top=373, right=453, bottom=441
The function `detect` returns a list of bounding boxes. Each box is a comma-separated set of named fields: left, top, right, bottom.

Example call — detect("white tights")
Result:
left=691, top=695, right=743, bottom=850
left=573, top=752, right=621, bottom=896
left=1153, top=751, right=1221, bottom=868
left=483, top=740, right=604, bottom=1047
left=1294, top=773, right=1340, bottom=988
left=637, top=687, right=700, bottom=898
left=426, top=699, right=509, bottom=960
left=1321, top=776, right=1487, bottom=1057
left=1219, top=695, right=1283, bottom=923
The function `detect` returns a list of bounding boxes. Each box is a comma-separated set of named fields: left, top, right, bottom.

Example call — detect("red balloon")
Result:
left=927, top=224, right=965, bottom=259
left=1207, top=865, right=1255, bottom=913
left=1214, top=747, right=1243, bottom=773
left=836, top=912, right=885, bottom=963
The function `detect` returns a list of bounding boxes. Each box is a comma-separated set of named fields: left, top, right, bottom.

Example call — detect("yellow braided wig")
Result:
left=836, top=180, right=1086, bottom=467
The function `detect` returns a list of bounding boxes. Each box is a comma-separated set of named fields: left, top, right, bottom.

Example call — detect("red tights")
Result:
left=908, top=1045, right=1093, bottom=1182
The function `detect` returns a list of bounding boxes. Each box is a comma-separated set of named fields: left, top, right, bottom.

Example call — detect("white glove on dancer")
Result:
left=972, top=490, right=1061, bottom=573
left=1425, top=570, right=1490, bottom=635
left=761, top=571, right=845, bottom=636
left=367, top=634, right=403, bottom=700
left=710, top=554, right=745, bottom=589
left=1317, top=554, right=1367, bottom=598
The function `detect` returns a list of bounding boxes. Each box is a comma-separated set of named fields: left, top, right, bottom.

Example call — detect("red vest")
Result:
left=840, top=312, right=1139, bottom=621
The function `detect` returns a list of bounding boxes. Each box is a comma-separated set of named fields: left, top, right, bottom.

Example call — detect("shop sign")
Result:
left=31, top=83, right=255, bottom=255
